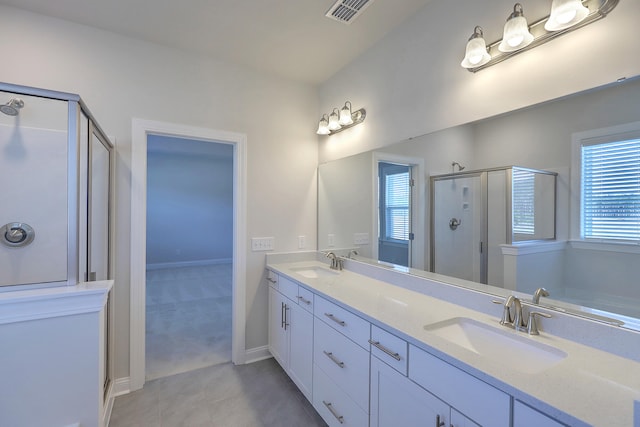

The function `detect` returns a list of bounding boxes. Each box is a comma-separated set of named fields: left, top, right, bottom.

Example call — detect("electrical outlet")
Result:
left=251, top=237, right=275, bottom=251
left=298, top=235, right=306, bottom=249
left=354, top=233, right=369, bottom=245
left=328, top=234, right=335, bottom=247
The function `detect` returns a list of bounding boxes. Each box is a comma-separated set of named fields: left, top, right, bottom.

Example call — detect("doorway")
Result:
left=130, top=119, right=247, bottom=392
left=145, top=135, right=233, bottom=380
left=372, top=153, right=425, bottom=270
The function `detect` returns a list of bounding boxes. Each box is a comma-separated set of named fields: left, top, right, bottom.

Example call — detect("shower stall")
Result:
left=430, top=166, right=557, bottom=287
left=0, top=83, right=113, bottom=288
left=0, top=82, right=114, bottom=427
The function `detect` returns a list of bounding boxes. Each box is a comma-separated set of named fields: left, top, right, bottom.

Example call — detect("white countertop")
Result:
left=267, top=260, right=640, bottom=427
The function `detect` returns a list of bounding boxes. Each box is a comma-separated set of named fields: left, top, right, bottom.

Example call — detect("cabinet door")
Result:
left=289, top=302, right=313, bottom=401
left=268, top=287, right=289, bottom=368
left=371, top=356, right=449, bottom=427
left=451, top=409, right=480, bottom=427
left=513, top=401, right=565, bottom=427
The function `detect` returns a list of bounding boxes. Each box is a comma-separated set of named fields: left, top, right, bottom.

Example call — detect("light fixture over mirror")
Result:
left=545, top=0, right=590, bottom=31
left=316, top=101, right=366, bottom=136
left=462, top=0, right=619, bottom=72
left=498, top=3, right=534, bottom=52
left=461, top=26, right=491, bottom=68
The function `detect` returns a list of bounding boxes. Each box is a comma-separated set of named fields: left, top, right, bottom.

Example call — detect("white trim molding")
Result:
left=244, top=345, right=272, bottom=364
left=0, top=280, right=113, bottom=325
left=500, top=241, right=567, bottom=256
left=130, top=118, right=247, bottom=391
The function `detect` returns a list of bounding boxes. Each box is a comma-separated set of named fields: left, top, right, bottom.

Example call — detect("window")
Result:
left=512, top=168, right=535, bottom=235
left=580, top=136, right=640, bottom=242
left=385, top=172, right=410, bottom=240
left=379, top=163, right=411, bottom=241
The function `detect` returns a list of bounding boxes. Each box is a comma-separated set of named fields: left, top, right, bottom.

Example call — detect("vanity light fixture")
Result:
left=461, top=26, right=491, bottom=68
left=316, top=114, right=330, bottom=135
left=545, top=0, right=590, bottom=31
left=328, top=108, right=341, bottom=131
left=462, top=0, right=619, bottom=72
left=498, top=4, right=534, bottom=52
left=316, top=101, right=366, bottom=135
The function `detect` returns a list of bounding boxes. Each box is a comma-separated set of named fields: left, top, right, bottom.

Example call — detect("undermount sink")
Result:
left=423, top=317, right=567, bottom=374
left=291, top=266, right=340, bottom=279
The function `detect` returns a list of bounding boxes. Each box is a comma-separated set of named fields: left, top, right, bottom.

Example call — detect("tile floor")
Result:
left=145, top=264, right=233, bottom=381
left=109, top=358, right=328, bottom=427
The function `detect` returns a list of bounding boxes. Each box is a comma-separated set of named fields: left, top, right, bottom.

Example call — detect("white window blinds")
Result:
left=581, top=138, right=640, bottom=241
left=512, top=169, right=535, bottom=235
left=385, top=172, right=410, bottom=241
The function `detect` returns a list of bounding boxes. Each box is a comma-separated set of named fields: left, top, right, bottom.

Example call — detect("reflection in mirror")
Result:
left=318, top=76, right=640, bottom=330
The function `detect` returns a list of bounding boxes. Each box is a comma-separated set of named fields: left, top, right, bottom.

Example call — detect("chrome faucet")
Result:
left=532, top=287, right=550, bottom=304
left=494, top=296, right=525, bottom=330
left=494, top=296, right=552, bottom=335
left=326, top=252, right=343, bottom=271
left=511, top=297, right=526, bottom=332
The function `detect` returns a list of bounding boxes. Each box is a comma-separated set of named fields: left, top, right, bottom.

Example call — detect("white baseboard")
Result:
left=244, top=345, right=272, bottom=364
left=112, top=376, right=131, bottom=397
left=146, top=258, right=232, bottom=270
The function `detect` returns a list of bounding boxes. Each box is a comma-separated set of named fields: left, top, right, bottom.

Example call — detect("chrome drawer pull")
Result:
left=323, top=350, right=345, bottom=368
left=436, top=414, right=445, bottom=427
left=267, top=277, right=277, bottom=284
left=369, top=339, right=401, bottom=361
left=324, top=313, right=346, bottom=326
left=323, top=401, right=344, bottom=424
left=297, top=295, right=311, bottom=305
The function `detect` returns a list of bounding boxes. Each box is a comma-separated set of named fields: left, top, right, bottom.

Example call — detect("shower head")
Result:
left=0, top=98, right=24, bottom=116
left=452, top=161, right=465, bottom=172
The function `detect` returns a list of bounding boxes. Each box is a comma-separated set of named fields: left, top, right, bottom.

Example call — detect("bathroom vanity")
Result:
left=266, top=253, right=640, bottom=427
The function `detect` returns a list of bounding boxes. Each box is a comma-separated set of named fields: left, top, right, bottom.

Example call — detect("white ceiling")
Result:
left=0, top=0, right=433, bottom=84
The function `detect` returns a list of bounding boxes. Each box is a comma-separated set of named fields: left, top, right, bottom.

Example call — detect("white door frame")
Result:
left=130, top=118, right=247, bottom=391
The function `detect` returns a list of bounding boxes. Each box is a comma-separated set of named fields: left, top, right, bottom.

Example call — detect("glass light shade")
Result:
left=545, top=0, right=589, bottom=31
left=461, top=37, right=491, bottom=68
left=316, top=115, right=330, bottom=135
left=339, top=103, right=353, bottom=125
left=498, top=15, right=534, bottom=52
left=328, top=110, right=341, bottom=131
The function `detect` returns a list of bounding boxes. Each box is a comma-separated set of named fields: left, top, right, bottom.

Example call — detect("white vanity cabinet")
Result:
left=267, top=272, right=313, bottom=400
left=409, top=344, right=511, bottom=427
left=513, top=401, right=565, bottom=427
left=313, top=295, right=371, bottom=426
left=451, top=409, right=481, bottom=427
left=370, top=355, right=449, bottom=427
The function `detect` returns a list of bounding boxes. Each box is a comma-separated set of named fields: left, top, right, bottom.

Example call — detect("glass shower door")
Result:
left=432, top=173, right=486, bottom=283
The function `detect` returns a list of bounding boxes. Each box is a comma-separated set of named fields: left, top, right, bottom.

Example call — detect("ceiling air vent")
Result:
left=325, top=0, right=374, bottom=24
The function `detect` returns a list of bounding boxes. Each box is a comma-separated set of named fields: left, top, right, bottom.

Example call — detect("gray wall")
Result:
left=146, top=135, right=233, bottom=266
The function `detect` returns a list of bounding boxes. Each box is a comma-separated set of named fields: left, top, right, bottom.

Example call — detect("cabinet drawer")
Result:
left=313, top=364, right=369, bottom=427
left=370, top=325, right=408, bottom=376
left=408, top=345, right=510, bottom=427
left=514, top=401, right=564, bottom=427
left=314, top=295, right=370, bottom=349
left=266, top=270, right=278, bottom=287
left=296, top=286, right=314, bottom=313
left=275, top=275, right=298, bottom=302
left=314, top=319, right=370, bottom=411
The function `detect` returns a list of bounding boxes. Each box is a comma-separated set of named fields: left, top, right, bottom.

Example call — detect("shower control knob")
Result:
left=7, top=227, right=26, bottom=243
left=2, top=222, right=35, bottom=247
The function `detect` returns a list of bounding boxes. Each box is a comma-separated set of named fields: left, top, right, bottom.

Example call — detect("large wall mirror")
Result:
left=318, top=75, right=640, bottom=331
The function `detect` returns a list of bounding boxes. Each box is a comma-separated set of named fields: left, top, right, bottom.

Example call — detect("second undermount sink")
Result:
left=291, top=266, right=340, bottom=279
left=423, top=317, right=567, bottom=374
